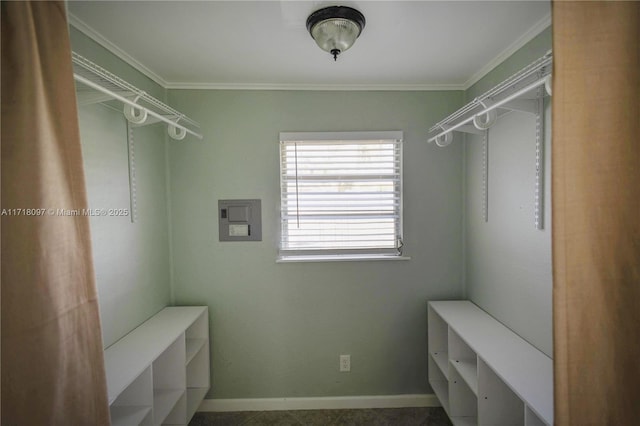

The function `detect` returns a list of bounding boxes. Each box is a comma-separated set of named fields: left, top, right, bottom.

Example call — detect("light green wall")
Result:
left=71, top=28, right=172, bottom=348
left=464, top=27, right=553, bottom=356
left=166, top=89, right=465, bottom=398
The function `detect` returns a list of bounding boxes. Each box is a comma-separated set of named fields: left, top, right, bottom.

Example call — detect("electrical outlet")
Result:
left=340, top=354, right=351, bottom=372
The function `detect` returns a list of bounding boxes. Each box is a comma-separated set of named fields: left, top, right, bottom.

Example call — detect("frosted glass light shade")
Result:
left=311, top=18, right=361, bottom=55
left=306, top=6, right=365, bottom=60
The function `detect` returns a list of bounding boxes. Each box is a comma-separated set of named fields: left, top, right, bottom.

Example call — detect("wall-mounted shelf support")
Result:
left=534, top=86, right=545, bottom=230
left=455, top=124, right=486, bottom=135
left=482, top=130, right=489, bottom=223
left=500, top=99, right=538, bottom=115
left=126, top=122, right=138, bottom=224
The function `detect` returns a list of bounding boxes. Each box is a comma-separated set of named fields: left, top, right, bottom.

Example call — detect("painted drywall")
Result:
left=71, top=28, right=172, bottom=348
left=464, top=28, right=553, bottom=356
left=166, top=89, right=465, bottom=398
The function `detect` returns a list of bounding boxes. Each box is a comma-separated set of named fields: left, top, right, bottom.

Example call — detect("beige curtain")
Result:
left=1, top=2, right=110, bottom=424
left=552, top=1, right=640, bottom=425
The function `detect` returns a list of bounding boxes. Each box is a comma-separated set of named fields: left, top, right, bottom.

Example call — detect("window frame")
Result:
left=278, top=131, right=407, bottom=262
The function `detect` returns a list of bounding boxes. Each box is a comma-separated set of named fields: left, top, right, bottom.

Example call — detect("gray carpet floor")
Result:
left=189, top=407, right=452, bottom=426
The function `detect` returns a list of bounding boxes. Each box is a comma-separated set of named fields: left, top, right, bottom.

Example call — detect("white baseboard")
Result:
left=198, top=394, right=440, bottom=412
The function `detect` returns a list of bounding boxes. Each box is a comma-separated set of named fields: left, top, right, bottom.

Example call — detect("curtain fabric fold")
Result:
left=1, top=2, right=110, bottom=424
left=552, top=1, right=640, bottom=425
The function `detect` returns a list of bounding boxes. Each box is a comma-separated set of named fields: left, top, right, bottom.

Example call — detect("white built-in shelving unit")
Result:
left=104, top=306, right=210, bottom=426
left=428, top=301, right=553, bottom=426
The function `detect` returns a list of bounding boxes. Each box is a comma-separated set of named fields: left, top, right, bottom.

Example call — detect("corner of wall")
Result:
left=163, top=88, right=176, bottom=305
left=461, top=133, right=468, bottom=299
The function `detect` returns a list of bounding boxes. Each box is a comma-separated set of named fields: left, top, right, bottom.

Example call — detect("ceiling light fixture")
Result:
left=306, top=6, right=366, bottom=61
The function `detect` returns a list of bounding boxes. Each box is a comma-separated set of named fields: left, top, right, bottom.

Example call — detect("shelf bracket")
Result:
left=499, top=99, right=538, bottom=115
left=456, top=124, right=486, bottom=135
left=126, top=121, right=138, bottom=224
left=482, top=129, right=489, bottom=223
left=76, top=90, right=134, bottom=106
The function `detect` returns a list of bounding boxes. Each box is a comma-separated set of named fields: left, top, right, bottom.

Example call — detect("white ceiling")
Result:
left=67, top=1, right=550, bottom=90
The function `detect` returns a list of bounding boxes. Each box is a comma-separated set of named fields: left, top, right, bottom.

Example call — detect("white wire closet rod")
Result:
left=427, top=50, right=552, bottom=144
left=72, top=52, right=203, bottom=140
left=427, top=75, right=550, bottom=143
left=74, top=74, right=203, bottom=140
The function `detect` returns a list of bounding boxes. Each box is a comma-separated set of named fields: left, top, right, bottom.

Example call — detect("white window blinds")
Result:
left=279, top=131, right=403, bottom=259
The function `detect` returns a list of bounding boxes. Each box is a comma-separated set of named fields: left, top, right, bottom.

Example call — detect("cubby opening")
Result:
left=428, top=354, right=449, bottom=414
left=152, top=335, right=186, bottom=424
left=163, top=392, right=188, bottom=425
left=185, top=310, right=210, bottom=419
left=449, top=365, right=478, bottom=426
left=428, top=307, right=449, bottom=379
left=478, top=358, right=524, bottom=426
left=449, top=329, right=478, bottom=395
left=185, top=311, right=208, bottom=362
left=109, top=366, right=153, bottom=426
left=187, top=341, right=209, bottom=388
left=428, top=307, right=448, bottom=353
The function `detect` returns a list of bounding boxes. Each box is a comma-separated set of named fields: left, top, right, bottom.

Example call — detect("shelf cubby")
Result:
left=152, top=335, right=186, bottom=424
left=185, top=308, right=210, bottom=419
left=428, top=307, right=449, bottom=381
left=449, top=363, right=477, bottom=425
left=152, top=388, right=185, bottom=425
left=428, top=352, right=450, bottom=414
left=450, top=359, right=478, bottom=396
left=430, top=378, right=450, bottom=415
left=478, top=358, right=524, bottom=425
left=109, top=366, right=153, bottom=426
left=428, top=307, right=448, bottom=354
left=186, top=338, right=207, bottom=365
left=430, top=350, right=449, bottom=380
left=187, top=342, right=210, bottom=389
left=449, top=329, right=478, bottom=395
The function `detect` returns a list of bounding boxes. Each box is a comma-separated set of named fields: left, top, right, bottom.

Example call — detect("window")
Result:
left=278, top=131, right=404, bottom=261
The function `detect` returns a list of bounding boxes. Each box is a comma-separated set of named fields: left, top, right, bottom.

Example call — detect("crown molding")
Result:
left=67, top=12, right=463, bottom=92
left=462, top=13, right=551, bottom=90
left=68, top=13, right=169, bottom=88
left=69, top=11, right=549, bottom=93
left=163, top=82, right=465, bottom=91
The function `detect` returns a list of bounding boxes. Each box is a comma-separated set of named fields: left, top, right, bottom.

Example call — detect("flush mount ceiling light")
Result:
left=306, top=6, right=366, bottom=61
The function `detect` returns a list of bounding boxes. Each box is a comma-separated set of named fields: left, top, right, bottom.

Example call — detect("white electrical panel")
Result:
left=218, top=199, right=262, bottom=241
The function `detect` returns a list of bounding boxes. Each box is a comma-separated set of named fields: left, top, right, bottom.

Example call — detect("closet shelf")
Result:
left=430, top=351, right=450, bottom=380
left=428, top=51, right=552, bottom=146
left=72, top=52, right=203, bottom=140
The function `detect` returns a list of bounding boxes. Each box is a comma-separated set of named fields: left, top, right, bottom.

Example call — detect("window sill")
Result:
left=276, top=255, right=411, bottom=264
